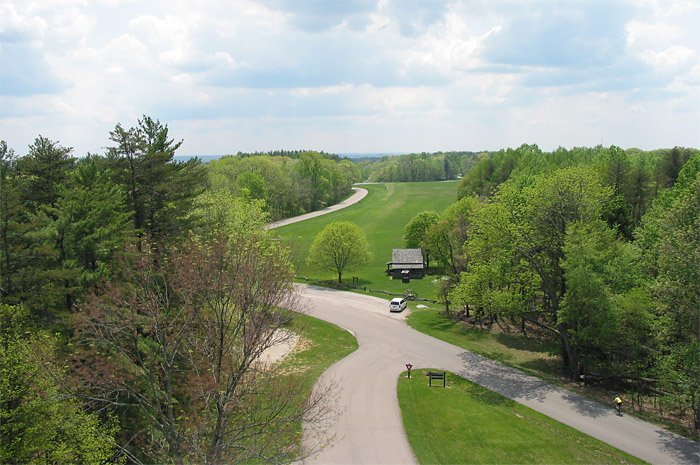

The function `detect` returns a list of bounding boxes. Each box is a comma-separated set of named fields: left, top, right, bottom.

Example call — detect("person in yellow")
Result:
left=614, top=395, right=623, bottom=414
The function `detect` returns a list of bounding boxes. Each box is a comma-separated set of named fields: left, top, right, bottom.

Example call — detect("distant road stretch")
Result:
left=266, top=187, right=368, bottom=230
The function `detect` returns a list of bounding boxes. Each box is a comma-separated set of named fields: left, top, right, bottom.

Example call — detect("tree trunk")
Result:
left=559, top=323, right=580, bottom=380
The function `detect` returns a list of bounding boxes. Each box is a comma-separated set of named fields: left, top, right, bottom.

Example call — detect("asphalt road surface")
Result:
left=297, top=284, right=700, bottom=465
left=266, top=187, right=368, bottom=230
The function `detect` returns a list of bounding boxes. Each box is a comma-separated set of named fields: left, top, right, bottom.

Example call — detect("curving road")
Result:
left=298, top=285, right=699, bottom=465
left=266, top=187, right=368, bottom=230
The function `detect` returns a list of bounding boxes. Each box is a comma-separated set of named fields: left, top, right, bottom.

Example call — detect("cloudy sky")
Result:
left=1, top=0, right=698, bottom=156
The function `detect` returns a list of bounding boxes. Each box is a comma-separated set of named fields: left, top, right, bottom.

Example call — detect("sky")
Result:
left=1, top=0, right=699, bottom=157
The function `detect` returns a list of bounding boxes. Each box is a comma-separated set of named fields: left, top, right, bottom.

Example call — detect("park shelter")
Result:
left=386, top=248, right=425, bottom=281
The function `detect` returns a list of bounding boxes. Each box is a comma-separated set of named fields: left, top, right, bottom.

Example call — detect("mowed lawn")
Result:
left=398, top=370, right=647, bottom=465
left=273, top=181, right=459, bottom=301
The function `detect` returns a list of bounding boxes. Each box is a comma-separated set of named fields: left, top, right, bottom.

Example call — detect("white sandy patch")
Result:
left=257, top=329, right=300, bottom=365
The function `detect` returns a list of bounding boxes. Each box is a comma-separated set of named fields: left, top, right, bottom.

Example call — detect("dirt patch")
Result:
left=257, top=329, right=300, bottom=365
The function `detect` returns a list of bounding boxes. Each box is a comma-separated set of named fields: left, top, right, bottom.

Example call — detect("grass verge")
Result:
left=398, top=369, right=648, bottom=465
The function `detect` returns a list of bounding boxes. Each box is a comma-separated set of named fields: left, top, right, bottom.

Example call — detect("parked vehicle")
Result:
left=389, top=297, right=407, bottom=312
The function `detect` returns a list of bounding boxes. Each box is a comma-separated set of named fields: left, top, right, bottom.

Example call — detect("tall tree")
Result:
left=76, top=235, right=330, bottom=464
left=16, top=136, right=75, bottom=212
left=425, top=196, right=480, bottom=275
left=456, top=167, right=612, bottom=378
left=42, top=160, right=131, bottom=309
left=306, top=221, right=372, bottom=283
left=559, top=220, right=652, bottom=378
left=106, top=116, right=205, bottom=242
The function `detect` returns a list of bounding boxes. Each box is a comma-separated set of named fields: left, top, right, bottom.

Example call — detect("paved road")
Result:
left=298, top=285, right=699, bottom=465
left=266, top=187, right=368, bottom=230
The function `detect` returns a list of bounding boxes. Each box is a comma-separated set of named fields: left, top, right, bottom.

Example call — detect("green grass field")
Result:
left=398, top=369, right=647, bottom=465
left=274, top=182, right=459, bottom=301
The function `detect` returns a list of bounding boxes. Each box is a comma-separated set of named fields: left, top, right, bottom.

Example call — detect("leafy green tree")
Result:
left=405, top=211, right=439, bottom=268
left=425, top=196, right=480, bottom=274
left=456, top=167, right=612, bottom=378
left=43, top=160, right=131, bottom=308
left=296, top=151, right=331, bottom=211
left=637, top=155, right=700, bottom=427
left=451, top=198, right=539, bottom=325
left=307, top=221, right=372, bottom=283
left=559, top=220, right=651, bottom=378
left=193, top=189, right=269, bottom=241
left=0, top=304, right=120, bottom=464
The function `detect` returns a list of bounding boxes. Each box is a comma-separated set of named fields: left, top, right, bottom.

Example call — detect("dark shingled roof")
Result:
left=388, top=248, right=424, bottom=269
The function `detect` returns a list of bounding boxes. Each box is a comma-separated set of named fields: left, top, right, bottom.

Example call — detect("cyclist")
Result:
left=614, top=395, right=623, bottom=414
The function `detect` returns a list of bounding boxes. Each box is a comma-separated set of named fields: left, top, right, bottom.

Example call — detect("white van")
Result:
left=389, top=297, right=407, bottom=312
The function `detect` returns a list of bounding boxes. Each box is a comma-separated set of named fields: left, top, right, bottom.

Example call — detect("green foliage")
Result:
left=306, top=221, right=373, bottom=283
left=559, top=220, right=652, bottom=377
left=425, top=196, right=481, bottom=275
left=207, top=151, right=357, bottom=220
left=404, top=211, right=439, bottom=267
left=105, top=115, right=206, bottom=242
left=15, top=136, right=75, bottom=212
left=0, top=304, right=120, bottom=464
left=405, top=211, right=439, bottom=248
left=364, top=151, right=476, bottom=182
left=193, top=189, right=269, bottom=241
left=446, top=147, right=699, bottom=427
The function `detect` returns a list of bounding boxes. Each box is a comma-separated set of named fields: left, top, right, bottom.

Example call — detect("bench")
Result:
left=426, top=371, right=446, bottom=387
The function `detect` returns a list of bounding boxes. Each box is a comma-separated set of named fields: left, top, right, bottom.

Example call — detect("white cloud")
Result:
left=1, top=0, right=699, bottom=155
left=0, top=1, right=48, bottom=44
left=639, top=45, right=696, bottom=69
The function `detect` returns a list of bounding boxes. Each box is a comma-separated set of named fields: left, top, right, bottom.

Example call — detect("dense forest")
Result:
left=0, top=117, right=353, bottom=463
left=406, top=143, right=699, bottom=430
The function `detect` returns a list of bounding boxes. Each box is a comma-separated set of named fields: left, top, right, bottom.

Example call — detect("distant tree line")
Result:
left=0, top=118, right=335, bottom=463
left=405, top=143, right=699, bottom=431
left=356, top=151, right=479, bottom=182
left=207, top=151, right=360, bottom=220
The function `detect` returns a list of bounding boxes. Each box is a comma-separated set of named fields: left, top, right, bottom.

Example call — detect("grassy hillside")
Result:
left=273, top=181, right=459, bottom=301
